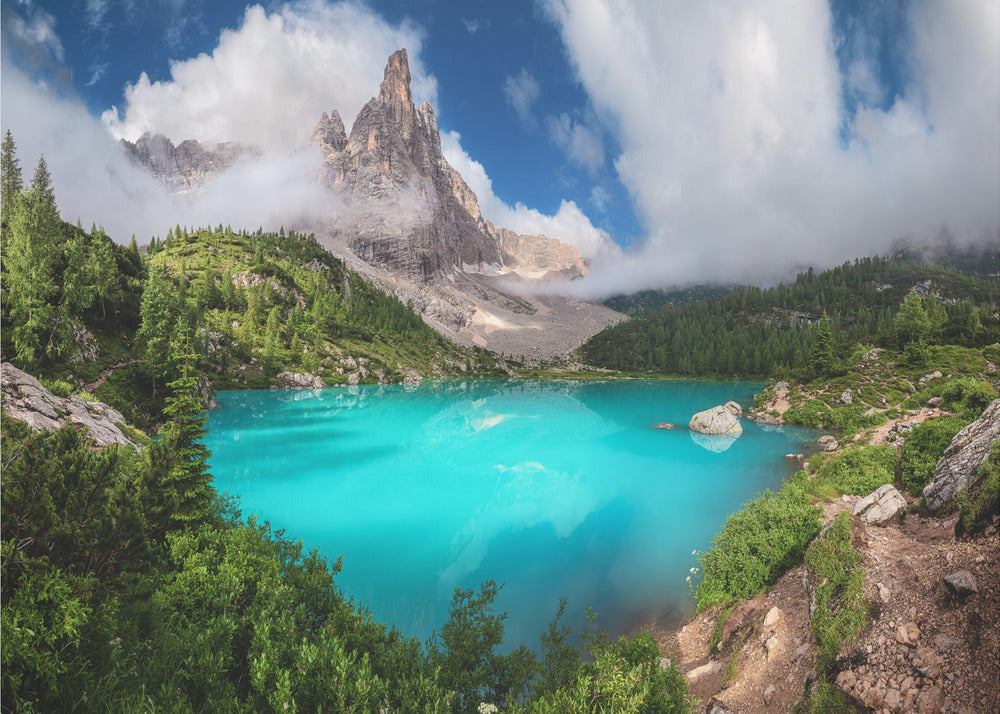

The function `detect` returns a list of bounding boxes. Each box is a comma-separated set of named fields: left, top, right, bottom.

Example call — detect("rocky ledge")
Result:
left=1, top=362, right=139, bottom=449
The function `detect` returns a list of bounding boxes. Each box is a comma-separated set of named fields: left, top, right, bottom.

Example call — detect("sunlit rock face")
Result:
left=313, top=49, right=586, bottom=283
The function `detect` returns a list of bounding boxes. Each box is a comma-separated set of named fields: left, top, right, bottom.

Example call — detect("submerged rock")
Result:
left=690, top=430, right=739, bottom=453
left=689, top=405, right=743, bottom=436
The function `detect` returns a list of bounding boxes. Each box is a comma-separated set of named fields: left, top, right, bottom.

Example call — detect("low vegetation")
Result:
left=695, top=488, right=822, bottom=611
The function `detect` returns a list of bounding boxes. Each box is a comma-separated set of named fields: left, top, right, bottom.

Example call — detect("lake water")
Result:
left=205, top=379, right=817, bottom=649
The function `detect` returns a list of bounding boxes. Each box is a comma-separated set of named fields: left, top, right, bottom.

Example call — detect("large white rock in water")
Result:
left=852, top=484, right=907, bottom=526
left=689, top=405, right=743, bottom=436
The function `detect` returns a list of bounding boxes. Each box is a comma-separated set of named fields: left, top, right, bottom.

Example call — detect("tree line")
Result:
left=582, top=255, right=998, bottom=379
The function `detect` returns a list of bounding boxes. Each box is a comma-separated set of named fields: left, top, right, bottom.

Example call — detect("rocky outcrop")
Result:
left=121, top=132, right=255, bottom=192
left=852, top=484, right=907, bottom=526
left=689, top=404, right=743, bottom=436
left=314, top=49, right=586, bottom=283
left=1, top=362, right=139, bottom=449
left=923, top=399, right=1000, bottom=511
left=487, top=222, right=586, bottom=280
left=274, top=371, right=326, bottom=390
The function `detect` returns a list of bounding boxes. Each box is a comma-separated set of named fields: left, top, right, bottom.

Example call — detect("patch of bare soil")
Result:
left=656, top=503, right=1000, bottom=713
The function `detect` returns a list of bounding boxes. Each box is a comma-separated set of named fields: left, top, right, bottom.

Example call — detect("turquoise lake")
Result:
left=205, top=379, right=817, bottom=649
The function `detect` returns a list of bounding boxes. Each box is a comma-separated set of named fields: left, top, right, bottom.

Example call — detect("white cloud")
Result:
left=542, top=0, right=1000, bottom=293
left=503, top=68, right=541, bottom=127
left=462, top=17, right=488, bottom=34
left=441, top=130, right=618, bottom=262
left=102, top=1, right=437, bottom=152
left=2, top=64, right=337, bottom=242
left=590, top=186, right=610, bottom=213
left=7, top=2, right=65, bottom=63
left=547, top=112, right=604, bottom=175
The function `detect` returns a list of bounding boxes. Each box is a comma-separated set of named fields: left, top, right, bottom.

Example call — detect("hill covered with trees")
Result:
left=581, top=256, right=998, bottom=378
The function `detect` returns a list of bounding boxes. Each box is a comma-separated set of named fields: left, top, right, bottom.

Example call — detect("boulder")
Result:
left=754, top=412, right=780, bottom=425
left=689, top=405, right=743, bottom=436
left=1, top=362, right=138, bottom=449
left=852, top=484, right=907, bottom=526
left=943, top=570, right=978, bottom=597
left=923, top=399, right=1000, bottom=511
left=926, top=396, right=943, bottom=408
left=724, top=400, right=742, bottom=417
left=818, top=434, right=839, bottom=452
left=839, top=388, right=853, bottom=405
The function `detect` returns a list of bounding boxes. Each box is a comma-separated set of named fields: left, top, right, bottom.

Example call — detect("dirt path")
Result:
left=656, top=501, right=1000, bottom=712
left=83, top=359, right=138, bottom=393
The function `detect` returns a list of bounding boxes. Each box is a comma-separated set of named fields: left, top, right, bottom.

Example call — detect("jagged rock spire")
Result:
left=312, top=110, right=347, bottom=152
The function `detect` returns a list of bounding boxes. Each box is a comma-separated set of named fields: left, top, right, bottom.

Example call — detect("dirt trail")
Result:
left=657, top=501, right=1000, bottom=713
left=83, top=359, right=138, bottom=392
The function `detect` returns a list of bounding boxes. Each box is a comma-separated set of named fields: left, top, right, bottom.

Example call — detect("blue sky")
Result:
left=2, top=0, right=997, bottom=292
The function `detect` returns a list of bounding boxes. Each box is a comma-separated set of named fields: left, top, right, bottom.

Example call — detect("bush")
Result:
left=805, top=513, right=868, bottom=672
left=900, top=416, right=968, bottom=496
left=812, top=445, right=896, bottom=496
left=940, top=378, right=997, bottom=417
left=695, top=488, right=822, bottom=611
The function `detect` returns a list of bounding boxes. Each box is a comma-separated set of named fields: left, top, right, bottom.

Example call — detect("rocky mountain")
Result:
left=121, top=132, right=255, bottom=192
left=119, top=49, right=620, bottom=358
left=313, top=49, right=585, bottom=283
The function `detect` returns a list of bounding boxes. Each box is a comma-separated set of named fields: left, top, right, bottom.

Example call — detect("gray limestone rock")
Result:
left=689, top=405, right=743, bottom=436
left=923, top=399, right=1000, bottom=511
left=275, top=371, right=327, bottom=389
left=852, top=484, right=907, bottom=526
left=1, top=362, right=138, bottom=449
left=943, top=570, right=978, bottom=597
left=121, top=133, right=254, bottom=191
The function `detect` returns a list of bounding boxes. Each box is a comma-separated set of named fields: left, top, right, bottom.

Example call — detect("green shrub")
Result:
left=695, top=489, right=821, bottom=611
left=940, top=378, right=997, bottom=417
left=812, top=445, right=896, bottom=496
left=900, top=416, right=968, bottom=496
left=983, top=343, right=1000, bottom=365
left=957, top=442, right=1000, bottom=536
left=805, top=513, right=868, bottom=673
left=39, top=378, right=74, bottom=398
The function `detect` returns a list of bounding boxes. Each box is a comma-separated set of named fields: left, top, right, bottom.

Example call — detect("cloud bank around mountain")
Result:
left=2, top=0, right=610, bottom=261
left=541, top=0, right=999, bottom=294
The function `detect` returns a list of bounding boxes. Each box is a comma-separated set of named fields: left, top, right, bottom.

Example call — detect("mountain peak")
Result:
left=379, top=48, right=413, bottom=116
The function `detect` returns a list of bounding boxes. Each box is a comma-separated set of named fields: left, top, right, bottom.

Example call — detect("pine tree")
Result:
left=809, top=312, right=835, bottom=378
left=88, top=230, right=121, bottom=320
left=156, top=337, right=214, bottom=528
left=137, top=268, right=177, bottom=388
left=1, top=129, right=23, bottom=239
left=5, top=157, right=61, bottom=364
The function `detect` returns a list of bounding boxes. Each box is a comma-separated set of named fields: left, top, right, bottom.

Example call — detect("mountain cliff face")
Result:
left=314, top=49, right=585, bottom=282
left=120, top=133, right=254, bottom=192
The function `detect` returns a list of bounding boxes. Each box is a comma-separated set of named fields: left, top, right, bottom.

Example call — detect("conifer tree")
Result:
left=137, top=268, right=177, bottom=388
left=156, top=336, right=214, bottom=528
left=1, top=129, right=23, bottom=238
left=808, top=312, right=835, bottom=378
left=5, top=157, right=61, bottom=364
